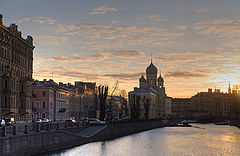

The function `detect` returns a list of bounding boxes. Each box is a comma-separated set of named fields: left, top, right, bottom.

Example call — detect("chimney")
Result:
left=9, top=23, right=18, bottom=31
left=26, top=35, right=33, bottom=45
left=0, top=14, right=3, bottom=25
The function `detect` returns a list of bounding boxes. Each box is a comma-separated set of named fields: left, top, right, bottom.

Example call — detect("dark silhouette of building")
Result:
left=171, top=98, right=191, bottom=118
left=189, top=88, right=233, bottom=119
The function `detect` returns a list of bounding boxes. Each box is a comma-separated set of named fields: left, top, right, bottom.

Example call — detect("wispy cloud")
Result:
left=18, top=17, right=57, bottom=25
left=56, top=23, right=183, bottom=48
left=175, top=25, right=186, bottom=30
left=165, top=71, right=207, bottom=78
left=103, top=50, right=145, bottom=59
left=103, top=73, right=140, bottom=80
left=18, top=17, right=31, bottom=23
left=194, top=19, right=240, bottom=48
left=47, top=50, right=145, bottom=63
left=195, top=9, right=208, bottom=13
left=148, top=14, right=168, bottom=22
left=155, top=51, right=220, bottom=63
left=47, top=53, right=107, bottom=62
left=34, top=35, right=68, bottom=45
left=90, top=6, right=118, bottom=15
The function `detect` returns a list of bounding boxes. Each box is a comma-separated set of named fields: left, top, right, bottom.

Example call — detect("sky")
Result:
left=1, top=0, right=240, bottom=97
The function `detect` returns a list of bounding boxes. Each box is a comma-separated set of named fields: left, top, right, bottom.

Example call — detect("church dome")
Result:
left=146, top=63, right=157, bottom=74
left=158, top=75, right=164, bottom=82
left=139, top=75, right=146, bottom=82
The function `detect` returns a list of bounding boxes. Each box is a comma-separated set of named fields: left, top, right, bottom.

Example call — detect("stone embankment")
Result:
left=232, top=120, right=240, bottom=128
left=0, top=119, right=164, bottom=156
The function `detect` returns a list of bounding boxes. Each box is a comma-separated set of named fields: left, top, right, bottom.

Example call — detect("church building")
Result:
left=128, top=58, right=171, bottom=119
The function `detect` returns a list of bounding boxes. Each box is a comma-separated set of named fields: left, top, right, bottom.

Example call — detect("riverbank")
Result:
left=45, top=119, right=165, bottom=156
left=50, top=124, right=240, bottom=156
left=232, top=120, right=240, bottom=128
left=0, top=120, right=164, bottom=156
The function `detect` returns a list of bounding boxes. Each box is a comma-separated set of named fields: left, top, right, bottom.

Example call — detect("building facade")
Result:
left=171, top=98, right=191, bottom=118
left=128, top=59, right=170, bottom=119
left=59, top=81, right=98, bottom=119
left=32, top=84, right=55, bottom=120
left=0, top=14, right=34, bottom=122
left=33, top=80, right=70, bottom=121
left=190, top=89, right=232, bottom=119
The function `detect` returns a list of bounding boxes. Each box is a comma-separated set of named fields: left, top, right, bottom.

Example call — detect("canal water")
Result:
left=51, top=124, right=240, bottom=156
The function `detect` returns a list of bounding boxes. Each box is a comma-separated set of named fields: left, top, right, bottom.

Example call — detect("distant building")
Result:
left=128, top=58, right=171, bottom=119
left=190, top=88, right=232, bottom=118
left=68, top=89, right=81, bottom=120
left=33, top=80, right=70, bottom=121
left=0, top=14, right=34, bottom=122
left=171, top=98, right=191, bottom=118
left=74, top=81, right=98, bottom=118
left=59, top=81, right=98, bottom=119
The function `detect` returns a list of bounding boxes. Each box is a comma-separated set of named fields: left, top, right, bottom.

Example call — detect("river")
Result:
left=51, top=124, right=240, bottom=156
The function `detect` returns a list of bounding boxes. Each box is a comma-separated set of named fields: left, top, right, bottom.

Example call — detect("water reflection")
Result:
left=51, top=124, right=240, bottom=156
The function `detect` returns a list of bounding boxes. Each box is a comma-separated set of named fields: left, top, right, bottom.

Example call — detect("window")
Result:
left=20, top=99, right=24, bottom=108
left=5, top=80, right=7, bottom=89
left=50, top=92, right=54, bottom=97
left=50, top=102, right=54, bottom=109
left=35, top=101, right=40, bottom=108
left=21, top=84, right=24, bottom=93
left=42, top=91, right=46, bottom=97
left=1, top=96, right=7, bottom=107
left=42, top=101, right=46, bottom=108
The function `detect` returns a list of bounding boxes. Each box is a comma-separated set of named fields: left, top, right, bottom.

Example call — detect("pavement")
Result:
left=75, top=125, right=107, bottom=137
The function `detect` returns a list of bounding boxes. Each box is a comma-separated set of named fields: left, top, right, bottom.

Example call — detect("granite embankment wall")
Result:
left=0, top=120, right=164, bottom=156
left=233, top=120, right=240, bottom=128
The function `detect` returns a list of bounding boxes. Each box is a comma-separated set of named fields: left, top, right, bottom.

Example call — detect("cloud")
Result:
left=103, top=73, right=140, bottom=80
left=195, top=9, right=208, bottom=13
left=175, top=25, right=186, bottom=30
left=148, top=14, right=168, bottom=22
left=155, top=51, right=220, bottom=63
left=90, top=6, right=118, bottom=15
left=103, top=50, right=145, bottom=59
left=47, top=50, right=144, bottom=63
left=32, top=17, right=57, bottom=24
left=18, top=17, right=57, bottom=25
left=56, top=23, right=183, bottom=48
left=165, top=71, right=208, bottom=78
left=34, top=65, right=100, bottom=80
left=18, top=18, right=31, bottom=23
left=34, top=35, right=68, bottom=45
left=194, top=19, right=240, bottom=48
left=47, top=52, right=107, bottom=62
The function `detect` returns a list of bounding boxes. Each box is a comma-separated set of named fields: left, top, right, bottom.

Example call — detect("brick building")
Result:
left=0, top=14, right=34, bottom=122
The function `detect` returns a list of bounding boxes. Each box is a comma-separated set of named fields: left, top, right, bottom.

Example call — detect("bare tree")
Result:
left=108, top=80, right=119, bottom=111
left=99, top=85, right=108, bottom=121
